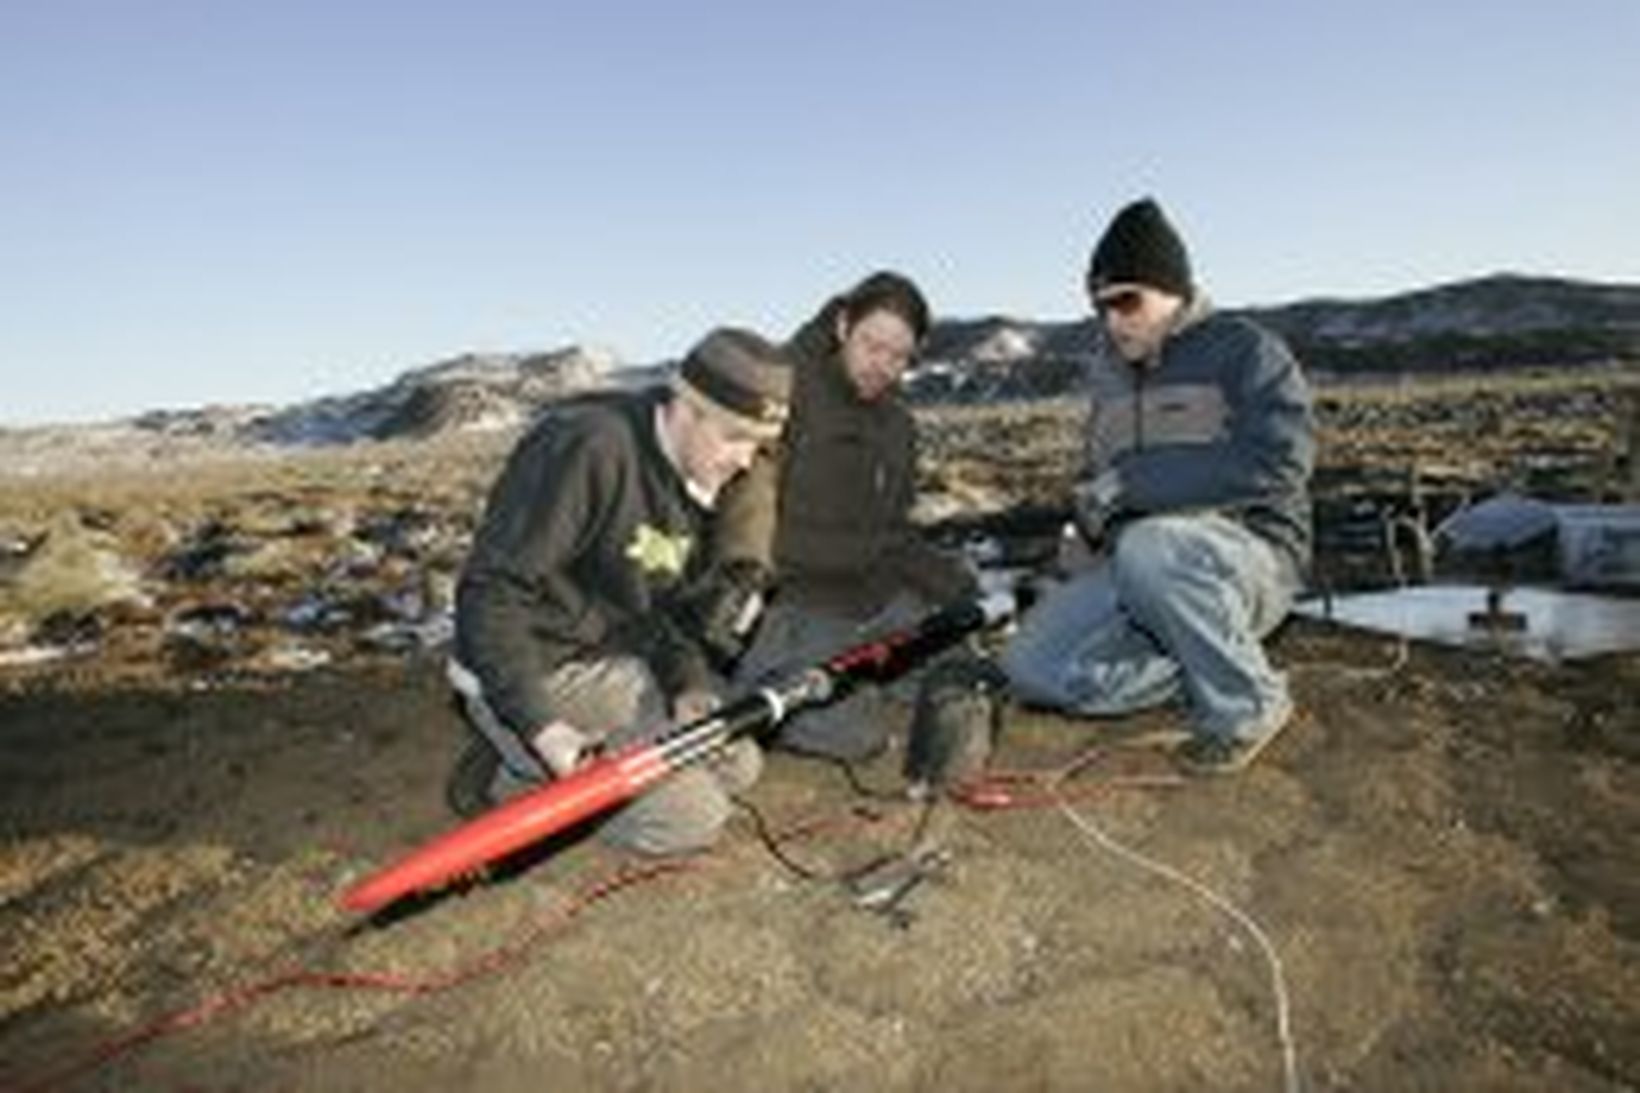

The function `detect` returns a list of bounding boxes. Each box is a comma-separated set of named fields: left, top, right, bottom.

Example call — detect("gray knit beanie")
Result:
left=674, top=327, right=792, bottom=438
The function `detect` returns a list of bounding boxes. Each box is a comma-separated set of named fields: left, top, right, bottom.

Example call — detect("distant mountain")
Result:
left=1251, top=273, right=1640, bottom=377
left=247, top=345, right=618, bottom=444
left=1256, top=273, right=1640, bottom=344
left=3, top=274, right=1635, bottom=466
left=908, top=273, right=1640, bottom=402
left=914, top=317, right=1094, bottom=402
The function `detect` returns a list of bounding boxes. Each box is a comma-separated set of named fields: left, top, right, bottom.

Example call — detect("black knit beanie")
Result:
left=1087, top=197, right=1193, bottom=297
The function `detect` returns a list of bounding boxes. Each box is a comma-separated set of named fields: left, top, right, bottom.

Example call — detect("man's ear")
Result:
left=834, top=310, right=851, bottom=346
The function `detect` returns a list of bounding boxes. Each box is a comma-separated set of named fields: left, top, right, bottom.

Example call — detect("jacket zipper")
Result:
left=1131, top=361, right=1148, bottom=452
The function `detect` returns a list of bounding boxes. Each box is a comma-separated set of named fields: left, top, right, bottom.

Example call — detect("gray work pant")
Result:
left=733, top=591, right=934, bottom=761
left=451, top=656, right=760, bottom=855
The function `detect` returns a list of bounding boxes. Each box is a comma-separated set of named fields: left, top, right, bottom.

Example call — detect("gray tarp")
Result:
left=1436, top=495, right=1640, bottom=590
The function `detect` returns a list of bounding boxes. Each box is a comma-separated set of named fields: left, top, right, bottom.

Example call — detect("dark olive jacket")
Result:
left=714, top=300, right=973, bottom=618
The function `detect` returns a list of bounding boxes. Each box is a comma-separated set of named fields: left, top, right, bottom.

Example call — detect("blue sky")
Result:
left=3, top=1, right=1636, bottom=425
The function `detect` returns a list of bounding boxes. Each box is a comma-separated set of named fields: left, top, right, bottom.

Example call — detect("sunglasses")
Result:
left=1094, top=289, right=1145, bottom=317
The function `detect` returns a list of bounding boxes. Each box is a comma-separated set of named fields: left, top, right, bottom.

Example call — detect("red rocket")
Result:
left=339, top=594, right=1013, bottom=914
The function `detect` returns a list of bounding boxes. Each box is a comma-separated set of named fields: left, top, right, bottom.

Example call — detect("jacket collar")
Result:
left=650, top=393, right=716, bottom=509
left=1096, top=290, right=1215, bottom=372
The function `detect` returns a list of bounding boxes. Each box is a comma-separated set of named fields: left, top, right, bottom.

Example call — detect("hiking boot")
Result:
left=445, top=737, right=500, bottom=818
left=1176, top=695, right=1294, bottom=776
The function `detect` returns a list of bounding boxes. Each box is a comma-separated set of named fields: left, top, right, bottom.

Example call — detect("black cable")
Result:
left=731, top=782, right=941, bottom=889
left=824, top=754, right=906, bottom=802
left=730, top=794, right=833, bottom=881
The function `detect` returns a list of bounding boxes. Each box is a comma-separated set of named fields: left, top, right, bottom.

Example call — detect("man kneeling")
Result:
left=446, top=328, right=791, bottom=853
left=1001, top=198, right=1315, bottom=774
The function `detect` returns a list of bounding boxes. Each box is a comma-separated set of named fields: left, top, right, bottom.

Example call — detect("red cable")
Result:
left=11, top=858, right=699, bottom=1093
left=11, top=808, right=896, bottom=1093
left=949, top=744, right=1185, bottom=811
left=15, top=755, right=1166, bottom=1092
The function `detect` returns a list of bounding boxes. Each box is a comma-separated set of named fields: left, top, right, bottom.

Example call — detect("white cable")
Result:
left=1051, top=790, right=1302, bottom=1093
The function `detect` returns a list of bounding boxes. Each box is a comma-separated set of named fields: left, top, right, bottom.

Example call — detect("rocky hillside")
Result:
left=247, top=345, right=618, bottom=444
left=0, top=347, right=620, bottom=476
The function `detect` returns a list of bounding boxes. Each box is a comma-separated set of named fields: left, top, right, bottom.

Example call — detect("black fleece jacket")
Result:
left=454, top=389, right=715, bottom=735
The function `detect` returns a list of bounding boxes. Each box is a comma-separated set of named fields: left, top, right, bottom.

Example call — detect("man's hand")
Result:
left=1070, top=468, right=1123, bottom=546
left=677, top=559, right=770, bottom=666
left=531, top=720, right=592, bottom=777
left=671, top=688, right=721, bottom=725
left=1055, top=521, right=1100, bottom=575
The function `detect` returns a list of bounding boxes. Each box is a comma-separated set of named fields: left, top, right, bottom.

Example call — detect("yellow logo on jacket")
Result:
left=625, top=523, right=693, bottom=579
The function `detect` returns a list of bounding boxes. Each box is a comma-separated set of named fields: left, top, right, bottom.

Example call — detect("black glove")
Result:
left=633, top=610, right=715, bottom=699
left=670, top=558, right=771, bottom=667
left=902, top=542, right=980, bottom=607
left=1070, top=469, right=1123, bottom=546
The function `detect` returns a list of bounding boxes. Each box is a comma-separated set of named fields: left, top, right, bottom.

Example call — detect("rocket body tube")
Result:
left=339, top=740, right=672, bottom=913
left=339, top=595, right=1011, bottom=914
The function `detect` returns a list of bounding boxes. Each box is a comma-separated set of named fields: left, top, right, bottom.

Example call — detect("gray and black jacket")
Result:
left=454, top=389, right=717, bottom=736
left=1086, top=296, right=1315, bottom=574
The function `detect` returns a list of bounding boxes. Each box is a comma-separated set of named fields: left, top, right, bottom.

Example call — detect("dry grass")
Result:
left=0, top=513, right=146, bottom=622
left=1, top=367, right=1634, bottom=567
left=0, top=433, right=513, bottom=535
left=1318, top=364, right=1640, bottom=403
left=914, top=369, right=1639, bottom=505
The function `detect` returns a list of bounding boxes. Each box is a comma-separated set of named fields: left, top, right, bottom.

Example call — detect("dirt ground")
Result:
left=1, top=620, right=1636, bottom=1092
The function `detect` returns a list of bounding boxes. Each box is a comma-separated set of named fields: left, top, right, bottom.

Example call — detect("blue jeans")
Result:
left=999, top=514, right=1297, bottom=741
